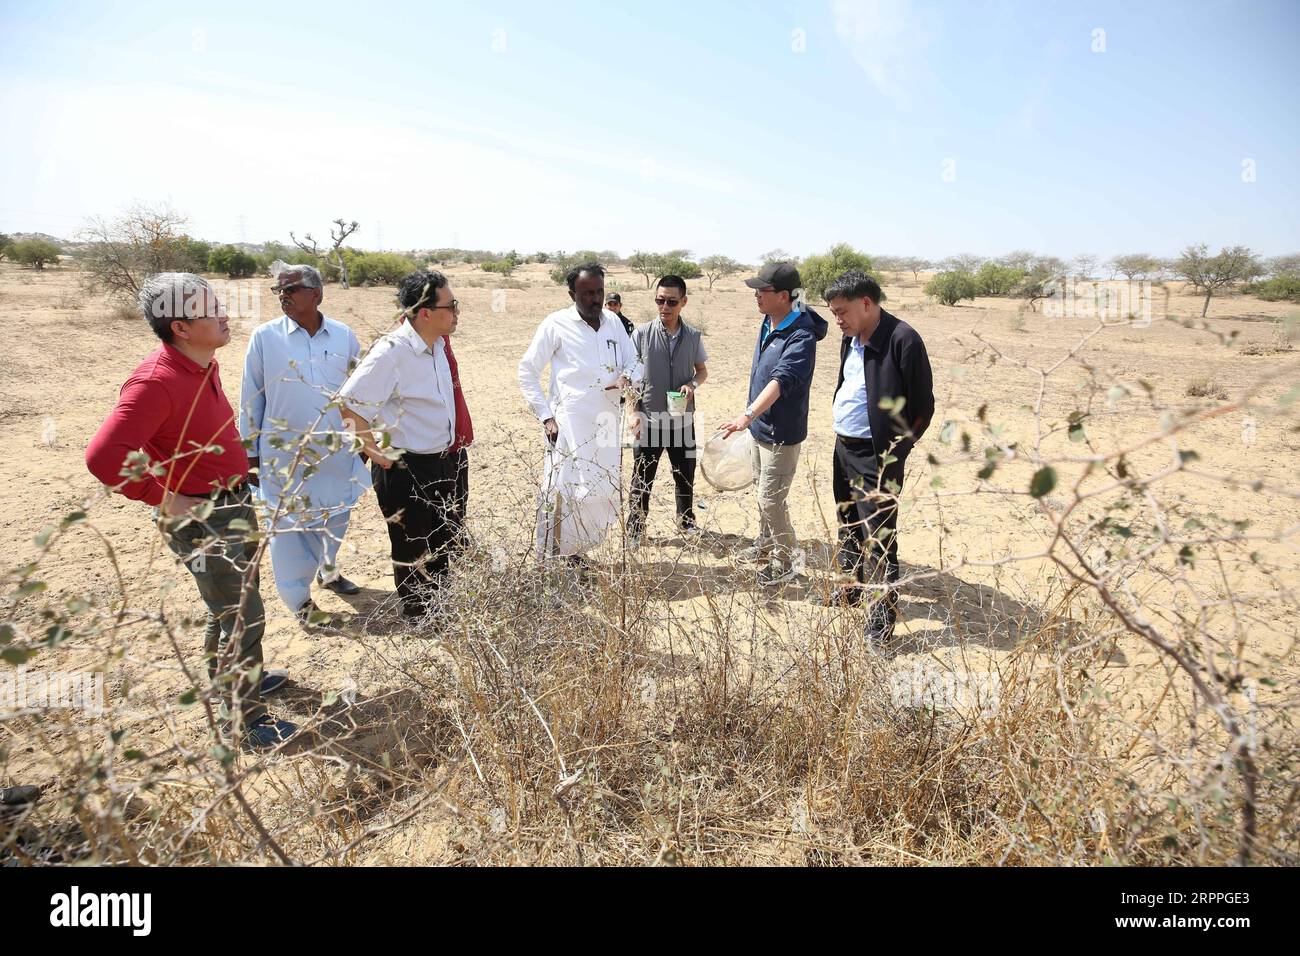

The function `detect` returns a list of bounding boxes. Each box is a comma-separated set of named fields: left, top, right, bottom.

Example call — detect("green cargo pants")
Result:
left=161, top=485, right=267, bottom=728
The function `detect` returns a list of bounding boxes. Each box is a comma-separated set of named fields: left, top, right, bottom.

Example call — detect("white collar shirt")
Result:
left=339, top=320, right=456, bottom=454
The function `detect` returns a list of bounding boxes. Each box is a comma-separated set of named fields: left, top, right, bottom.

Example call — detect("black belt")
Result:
left=397, top=448, right=457, bottom=466
left=836, top=434, right=875, bottom=450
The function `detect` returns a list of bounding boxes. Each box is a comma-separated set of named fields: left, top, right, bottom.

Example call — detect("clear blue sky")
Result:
left=1, top=0, right=1296, bottom=262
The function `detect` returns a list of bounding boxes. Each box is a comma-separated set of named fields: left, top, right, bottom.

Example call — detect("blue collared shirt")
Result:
left=760, top=308, right=802, bottom=347
left=240, top=313, right=372, bottom=518
left=832, top=334, right=872, bottom=439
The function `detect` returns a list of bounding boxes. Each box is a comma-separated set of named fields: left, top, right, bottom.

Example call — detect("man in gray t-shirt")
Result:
left=628, top=274, right=709, bottom=544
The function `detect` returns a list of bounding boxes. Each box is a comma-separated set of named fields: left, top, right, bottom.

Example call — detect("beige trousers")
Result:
left=750, top=439, right=802, bottom=566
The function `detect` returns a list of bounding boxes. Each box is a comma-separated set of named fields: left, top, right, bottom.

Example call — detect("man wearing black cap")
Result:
left=721, top=261, right=828, bottom=586
left=606, top=292, right=635, bottom=337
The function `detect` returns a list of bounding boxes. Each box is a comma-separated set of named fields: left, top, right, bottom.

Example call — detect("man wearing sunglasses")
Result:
left=627, top=274, right=709, bottom=546
left=720, top=261, right=829, bottom=586
left=240, top=264, right=371, bottom=626
left=86, top=273, right=297, bottom=750
left=339, top=270, right=468, bottom=619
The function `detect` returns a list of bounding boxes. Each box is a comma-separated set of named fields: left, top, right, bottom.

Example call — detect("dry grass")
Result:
left=1185, top=378, right=1229, bottom=400
left=2, top=266, right=1297, bottom=867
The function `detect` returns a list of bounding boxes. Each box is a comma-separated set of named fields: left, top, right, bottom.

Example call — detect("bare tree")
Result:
left=943, top=253, right=984, bottom=274
left=759, top=248, right=792, bottom=265
left=1071, top=253, right=1098, bottom=279
left=998, top=250, right=1036, bottom=272
left=1266, top=253, right=1300, bottom=277
left=1110, top=253, right=1160, bottom=282
left=699, top=254, right=740, bottom=291
left=1173, top=243, right=1263, bottom=317
left=293, top=218, right=360, bottom=289
left=900, top=257, right=931, bottom=282
left=79, top=203, right=192, bottom=300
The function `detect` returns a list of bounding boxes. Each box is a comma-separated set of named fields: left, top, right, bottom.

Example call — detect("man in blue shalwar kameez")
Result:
left=240, top=264, right=372, bottom=623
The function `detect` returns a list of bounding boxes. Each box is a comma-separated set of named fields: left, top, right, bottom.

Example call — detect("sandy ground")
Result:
left=1, top=260, right=1297, bottom=852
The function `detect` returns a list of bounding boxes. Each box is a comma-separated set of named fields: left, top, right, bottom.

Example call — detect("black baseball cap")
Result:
left=605, top=292, right=622, bottom=304
left=744, top=261, right=801, bottom=293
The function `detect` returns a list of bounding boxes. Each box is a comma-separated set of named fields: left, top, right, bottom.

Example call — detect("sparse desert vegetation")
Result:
left=1, top=255, right=1296, bottom=865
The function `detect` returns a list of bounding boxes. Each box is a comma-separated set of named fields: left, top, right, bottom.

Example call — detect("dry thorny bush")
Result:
left=2, top=317, right=1297, bottom=866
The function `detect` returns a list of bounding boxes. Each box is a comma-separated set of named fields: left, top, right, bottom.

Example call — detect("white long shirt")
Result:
left=339, top=320, right=456, bottom=454
left=517, top=306, right=643, bottom=557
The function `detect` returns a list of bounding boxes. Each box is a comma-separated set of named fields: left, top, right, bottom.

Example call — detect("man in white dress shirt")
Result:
left=518, top=262, right=643, bottom=565
left=339, top=270, right=462, bottom=618
left=241, top=264, right=372, bottom=624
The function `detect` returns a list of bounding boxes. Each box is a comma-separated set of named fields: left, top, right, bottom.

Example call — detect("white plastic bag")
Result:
left=700, top=428, right=754, bottom=491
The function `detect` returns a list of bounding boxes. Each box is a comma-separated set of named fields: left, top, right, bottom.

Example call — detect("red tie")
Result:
left=444, top=336, right=474, bottom=453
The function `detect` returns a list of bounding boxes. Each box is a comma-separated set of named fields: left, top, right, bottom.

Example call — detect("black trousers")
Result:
left=832, top=436, right=904, bottom=591
left=372, top=452, right=462, bottom=613
left=630, top=439, right=697, bottom=535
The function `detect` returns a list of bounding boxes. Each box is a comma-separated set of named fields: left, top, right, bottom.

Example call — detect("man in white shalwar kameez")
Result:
left=518, top=263, right=643, bottom=562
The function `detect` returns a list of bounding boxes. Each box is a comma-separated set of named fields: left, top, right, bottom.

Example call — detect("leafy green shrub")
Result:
left=1245, top=275, right=1300, bottom=303
left=924, top=270, right=978, bottom=306
left=11, top=239, right=61, bottom=269
left=973, top=262, right=1025, bottom=296
left=346, top=251, right=419, bottom=285
left=800, top=243, right=874, bottom=301
left=481, top=250, right=521, bottom=275
left=207, top=245, right=258, bottom=278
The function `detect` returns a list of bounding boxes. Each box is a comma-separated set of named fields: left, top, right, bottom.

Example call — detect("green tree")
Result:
left=1012, top=262, right=1066, bottom=312
left=800, top=242, right=874, bottom=301
left=548, top=251, right=605, bottom=285
left=924, top=270, right=978, bottom=306
left=627, top=250, right=664, bottom=288
left=699, top=254, right=740, bottom=290
left=178, top=237, right=212, bottom=274
left=973, top=262, right=1025, bottom=296
left=207, top=244, right=257, bottom=278
left=0, top=233, right=12, bottom=261
left=659, top=255, right=702, bottom=280
left=11, top=239, right=61, bottom=270
left=1173, top=243, right=1263, bottom=317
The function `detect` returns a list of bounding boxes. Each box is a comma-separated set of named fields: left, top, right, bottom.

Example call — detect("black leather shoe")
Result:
left=297, top=599, right=329, bottom=626
left=318, top=573, right=361, bottom=595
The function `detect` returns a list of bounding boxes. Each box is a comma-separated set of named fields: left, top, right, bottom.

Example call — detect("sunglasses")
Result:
left=273, top=283, right=307, bottom=296
left=654, top=297, right=682, bottom=307
left=753, top=287, right=776, bottom=296
left=424, top=299, right=460, bottom=312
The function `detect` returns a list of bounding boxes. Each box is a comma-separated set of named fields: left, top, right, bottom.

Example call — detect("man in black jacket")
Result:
left=825, top=270, right=934, bottom=644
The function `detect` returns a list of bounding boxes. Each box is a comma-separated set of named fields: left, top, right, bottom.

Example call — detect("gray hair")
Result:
left=139, top=272, right=215, bottom=343
left=274, top=262, right=323, bottom=290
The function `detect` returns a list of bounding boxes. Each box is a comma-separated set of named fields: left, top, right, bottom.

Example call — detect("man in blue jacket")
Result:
left=721, top=261, right=829, bottom=585
left=824, top=270, right=934, bottom=644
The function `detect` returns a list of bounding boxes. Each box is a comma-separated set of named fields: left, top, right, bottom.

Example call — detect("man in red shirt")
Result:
left=86, top=273, right=296, bottom=750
